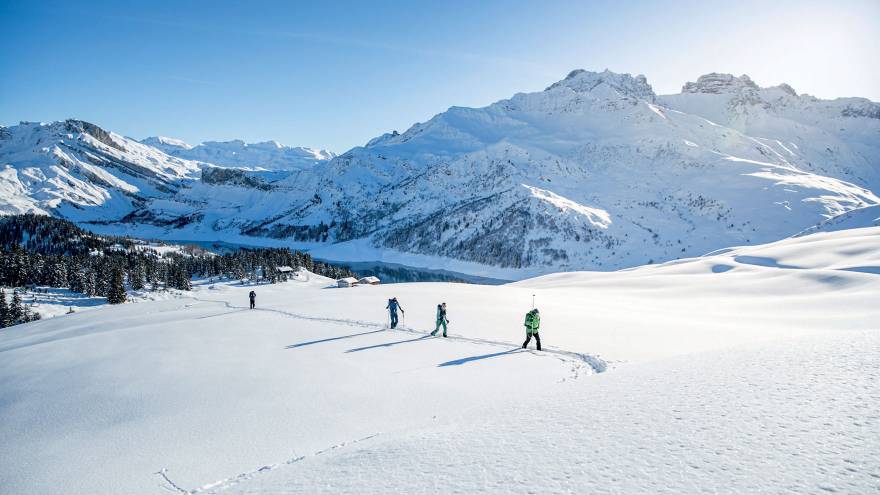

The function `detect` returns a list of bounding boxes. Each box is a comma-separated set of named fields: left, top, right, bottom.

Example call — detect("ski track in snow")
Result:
left=3, top=226, right=878, bottom=495
left=188, top=295, right=608, bottom=376
left=157, top=434, right=380, bottom=494
left=219, top=330, right=880, bottom=495
left=144, top=294, right=606, bottom=492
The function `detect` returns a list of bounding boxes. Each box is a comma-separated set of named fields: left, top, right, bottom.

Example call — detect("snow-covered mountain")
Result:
left=0, top=120, right=201, bottom=220
left=283, top=69, right=878, bottom=276
left=660, top=72, right=880, bottom=187
left=142, top=136, right=335, bottom=171
left=2, top=70, right=879, bottom=277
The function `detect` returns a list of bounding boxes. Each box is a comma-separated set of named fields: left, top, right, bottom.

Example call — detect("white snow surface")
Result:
left=796, top=204, right=880, bottom=236
left=1, top=228, right=878, bottom=494
left=142, top=136, right=335, bottom=171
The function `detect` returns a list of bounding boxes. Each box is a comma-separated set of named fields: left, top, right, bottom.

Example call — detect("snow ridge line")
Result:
left=189, top=296, right=607, bottom=374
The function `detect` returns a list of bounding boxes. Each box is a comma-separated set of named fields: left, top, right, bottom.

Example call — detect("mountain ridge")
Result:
left=2, top=70, right=878, bottom=278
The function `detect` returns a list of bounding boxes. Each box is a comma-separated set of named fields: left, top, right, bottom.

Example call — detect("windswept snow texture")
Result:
left=2, top=69, right=880, bottom=277
left=142, top=136, right=335, bottom=171
left=0, top=228, right=878, bottom=494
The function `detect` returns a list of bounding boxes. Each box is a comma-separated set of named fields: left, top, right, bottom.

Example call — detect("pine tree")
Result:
left=179, top=266, right=192, bottom=290
left=10, top=290, right=23, bottom=324
left=0, top=289, right=9, bottom=328
left=128, top=261, right=144, bottom=290
left=85, top=271, right=98, bottom=297
left=107, top=267, right=126, bottom=304
left=52, top=260, right=68, bottom=288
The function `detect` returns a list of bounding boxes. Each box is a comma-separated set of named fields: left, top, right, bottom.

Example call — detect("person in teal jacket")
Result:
left=522, top=308, right=541, bottom=350
left=431, top=302, right=448, bottom=337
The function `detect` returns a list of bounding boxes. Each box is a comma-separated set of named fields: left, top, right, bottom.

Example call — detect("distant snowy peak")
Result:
left=680, top=72, right=798, bottom=98
left=674, top=72, right=880, bottom=118
left=141, top=136, right=193, bottom=150
left=142, top=137, right=336, bottom=171
left=546, top=69, right=655, bottom=101
left=0, top=119, right=201, bottom=218
left=660, top=72, right=880, bottom=153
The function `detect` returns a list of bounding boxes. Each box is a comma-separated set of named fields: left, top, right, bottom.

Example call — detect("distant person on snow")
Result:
left=431, top=302, right=449, bottom=337
left=249, top=290, right=256, bottom=310
left=522, top=308, right=541, bottom=351
left=386, top=297, right=404, bottom=329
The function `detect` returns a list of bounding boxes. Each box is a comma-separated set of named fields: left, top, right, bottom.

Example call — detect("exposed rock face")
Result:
left=775, top=83, right=797, bottom=96
left=841, top=102, right=880, bottom=119
left=681, top=73, right=759, bottom=94
left=201, top=167, right=272, bottom=190
left=547, top=69, right=656, bottom=102
left=65, top=119, right=127, bottom=152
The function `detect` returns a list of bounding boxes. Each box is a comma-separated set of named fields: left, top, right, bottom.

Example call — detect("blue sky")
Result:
left=2, top=0, right=878, bottom=152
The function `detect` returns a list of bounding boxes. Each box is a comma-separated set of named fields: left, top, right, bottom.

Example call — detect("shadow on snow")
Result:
left=345, top=335, right=432, bottom=353
left=286, top=329, right=386, bottom=349
left=438, top=348, right=524, bottom=367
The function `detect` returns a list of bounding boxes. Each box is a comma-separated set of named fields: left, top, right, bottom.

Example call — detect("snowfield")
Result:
left=0, top=228, right=878, bottom=494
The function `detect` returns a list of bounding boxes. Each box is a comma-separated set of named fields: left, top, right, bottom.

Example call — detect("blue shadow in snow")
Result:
left=346, top=335, right=431, bottom=353
left=287, top=329, right=386, bottom=349
left=438, top=348, right=523, bottom=367
left=733, top=255, right=801, bottom=269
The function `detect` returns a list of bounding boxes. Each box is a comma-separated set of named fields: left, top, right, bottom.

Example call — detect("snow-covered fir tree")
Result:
left=107, top=267, right=126, bottom=304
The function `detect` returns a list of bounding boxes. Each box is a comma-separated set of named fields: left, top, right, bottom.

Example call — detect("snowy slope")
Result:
left=0, top=120, right=201, bottom=220
left=795, top=204, right=880, bottom=236
left=661, top=73, right=880, bottom=188
left=97, top=71, right=880, bottom=275
left=2, top=70, right=880, bottom=276
left=0, top=228, right=878, bottom=494
left=142, top=136, right=335, bottom=171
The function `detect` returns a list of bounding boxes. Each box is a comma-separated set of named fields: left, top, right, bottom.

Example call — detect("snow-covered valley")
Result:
left=2, top=70, right=878, bottom=277
left=1, top=226, right=877, bottom=494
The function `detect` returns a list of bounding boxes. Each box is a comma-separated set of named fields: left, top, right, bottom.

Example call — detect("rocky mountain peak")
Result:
left=681, top=73, right=760, bottom=94
left=545, top=69, right=656, bottom=101
left=63, top=119, right=126, bottom=152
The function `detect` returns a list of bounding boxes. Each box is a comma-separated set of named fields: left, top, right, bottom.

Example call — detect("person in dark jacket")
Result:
left=386, top=297, right=404, bottom=329
left=249, top=290, right=256, bottom=309
left=522, top=308, right=541, bottom=350
left=431, top=302, right=448, bottom=337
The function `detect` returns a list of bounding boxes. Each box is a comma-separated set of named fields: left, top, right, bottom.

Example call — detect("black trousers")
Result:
left=390, top=312, right=398, bottom=328
left=522, top=332, right=541, bottom=350
left=250, top=300, right=255, bottom=309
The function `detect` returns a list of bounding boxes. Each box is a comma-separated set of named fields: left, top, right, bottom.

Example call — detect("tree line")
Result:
left=0, top=288, right=40, bottom=328
left=0, top=214, right=356, bottom=328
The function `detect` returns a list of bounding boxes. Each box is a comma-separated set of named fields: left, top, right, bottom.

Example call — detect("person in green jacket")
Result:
left=430, top=302, right=448, bottom=337
left=522, top=308, right=541, bottom=350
